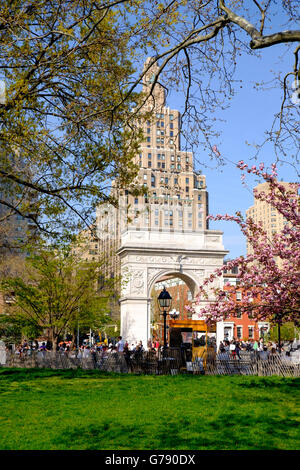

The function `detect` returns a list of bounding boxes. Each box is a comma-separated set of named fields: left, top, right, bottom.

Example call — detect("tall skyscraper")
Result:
left=245, top=181, right=298, bottom=255
left=96, top=58, right=209, bottom=281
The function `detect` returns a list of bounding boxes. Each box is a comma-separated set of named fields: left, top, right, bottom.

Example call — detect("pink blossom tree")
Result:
left=191, top=162, right=300, bottom=350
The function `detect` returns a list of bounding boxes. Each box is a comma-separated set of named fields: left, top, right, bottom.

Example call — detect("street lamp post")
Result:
left=157, top=286, right=172, bottom=356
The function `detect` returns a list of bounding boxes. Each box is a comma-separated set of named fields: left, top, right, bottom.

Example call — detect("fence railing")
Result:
left=1, top=349, right=300, bottom=377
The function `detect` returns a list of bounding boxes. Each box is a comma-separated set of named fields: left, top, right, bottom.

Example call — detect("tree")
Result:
left=0, top=0, right=144, bottom=239
left=0, top=243, right=114, bottom=350
left=190, top=162, right=300, bottom=339
left=119, top=1, right=300, bottom=170
left=268, top=322, right=300, bottom=342
left=1, top=1, right=299, bottom=239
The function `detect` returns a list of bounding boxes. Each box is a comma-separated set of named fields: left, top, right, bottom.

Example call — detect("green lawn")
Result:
left=0, top=368, right=299, bottom=450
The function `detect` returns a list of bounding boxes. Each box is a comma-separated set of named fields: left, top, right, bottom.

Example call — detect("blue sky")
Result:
left=162, top=42, right=298, bottom=260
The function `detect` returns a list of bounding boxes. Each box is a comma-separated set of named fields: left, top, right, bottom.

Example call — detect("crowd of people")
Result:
left=217, top=338, right=297, bottom=360
left=9, top=335, right=299, bottom=363
left=11, top=336, right=149, bottom=358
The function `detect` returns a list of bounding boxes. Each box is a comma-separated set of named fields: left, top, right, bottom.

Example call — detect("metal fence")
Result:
left=2, top=348, right=300, bottom=377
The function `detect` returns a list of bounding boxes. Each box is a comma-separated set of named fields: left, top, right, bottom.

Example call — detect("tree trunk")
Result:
left=50, top=330, right=59, bottom=355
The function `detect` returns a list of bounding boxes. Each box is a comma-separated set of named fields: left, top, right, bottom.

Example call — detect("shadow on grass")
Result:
left=54, top=411, right=299, bottom=450
left=236, top=377, right=300, bottom=390
left=0, top=368, right=132, bottom=382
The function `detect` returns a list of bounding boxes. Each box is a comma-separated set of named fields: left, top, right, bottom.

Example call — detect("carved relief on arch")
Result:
left=147, top=268, right=166, bottom=288
left=130, top=269, right=146, bottom=295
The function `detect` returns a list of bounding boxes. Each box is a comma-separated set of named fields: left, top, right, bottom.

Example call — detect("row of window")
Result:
left=156, top=121, right=174, bottom=129
left=134, top=193, right=203, bottom=203
left=154, top=113, right=175, bottom=120
left=144, top=153, right=189, bottom=162
left=133, top=217, right=202, bottom=228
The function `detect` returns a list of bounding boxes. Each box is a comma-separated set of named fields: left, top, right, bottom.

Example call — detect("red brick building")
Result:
left=221, top=261, right=269, bottom=342
left=222, top=285, right=269, bottom=341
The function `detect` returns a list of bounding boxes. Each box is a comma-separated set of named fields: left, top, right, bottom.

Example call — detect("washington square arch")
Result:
left=117, top=228, right=228, bottom=347
left=96, top=58, right=229, bottom=348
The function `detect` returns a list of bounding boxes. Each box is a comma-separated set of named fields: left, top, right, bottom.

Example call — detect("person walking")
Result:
left=116, top=336, right=125, bottom=353
left=235, top=341, right=241, bottom=360
left=229, top=340, right=236, bottom=358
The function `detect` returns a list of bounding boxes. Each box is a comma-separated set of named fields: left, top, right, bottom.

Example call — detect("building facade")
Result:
left=216, top=260, right=270, bottom=344
left=245, top=181, right=297, bottom=255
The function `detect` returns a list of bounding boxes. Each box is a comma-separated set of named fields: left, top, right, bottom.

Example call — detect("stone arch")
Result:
left=148, top=269, right=200, bottom=299
left=118, top=228, right=227, bottom=348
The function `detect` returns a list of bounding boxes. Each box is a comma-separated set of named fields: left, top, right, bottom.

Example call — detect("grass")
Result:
left=0, top=368, right=299, bottom=450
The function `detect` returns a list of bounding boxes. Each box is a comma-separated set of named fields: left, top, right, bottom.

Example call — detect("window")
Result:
left=147, top=137, right=151, bottom=142
left=157, top=153, right=161, bottom=160
left=143, top=174, right=147, bottom=181
left=134, top=198, right=138, bottom=204
left=236, top=291, right=242, bottom=301
left=174, top=178, right=178, bottom=184
left=186, top=177, right=189, bottom=184
left=148, top=161, right=151, bottom=167
left=237, top=326, right=242, bottom=339
left=170, top=114, right=174, bottom=120
left=170, top=122, right=173, bottom=129
left=177, top=164, right=181, bottom=170
left=177, top=156, right=181, bottom=162
left=162, top=163, right=165, bottom=169
left=148, top=153, right=151, bottom=159
left=198, top=194, right=201, bottom=201
left=171, top=155, right=175, bottom=161
left=248, top=326, right=254, bottom=339
left=170, top=131, right=173, bottom=137
left=161, top=121, right=164, bottom=127
left=186, top=186, right=189, bottom=192
left=147, top=128, right=150, bottom=134
left=236, top=309, right=242, bottom=319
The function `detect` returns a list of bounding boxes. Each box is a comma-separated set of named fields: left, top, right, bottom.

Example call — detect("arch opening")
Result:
left=149, top=270, right=199, bottom=347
